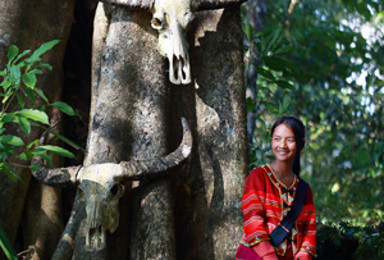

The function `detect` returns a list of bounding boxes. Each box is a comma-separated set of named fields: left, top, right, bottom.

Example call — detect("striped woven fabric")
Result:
left=241, top=165, right=316, bottom=258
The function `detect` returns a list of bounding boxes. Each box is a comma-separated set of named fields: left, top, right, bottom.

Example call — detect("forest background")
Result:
left=0, top=0, right=383, bottom=259
left=245, top=0, right=384, bottom=258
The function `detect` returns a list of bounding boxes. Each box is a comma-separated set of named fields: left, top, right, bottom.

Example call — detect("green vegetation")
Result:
left=244, top=0, right=383, bottom=258
left=0, top=226, right=17, bottom=260
left=0, top=40, right=82, bottom=179
left=0, top=40, right=83, bottom=259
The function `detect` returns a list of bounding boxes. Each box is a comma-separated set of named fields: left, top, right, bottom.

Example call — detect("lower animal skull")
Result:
left=77, top=164, right=125, bottom=251
left=31, top=117, right=192, bottom=251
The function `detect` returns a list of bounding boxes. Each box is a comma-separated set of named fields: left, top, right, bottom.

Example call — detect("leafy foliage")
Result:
left=317, top=222, right=384, bottom=259
left=0, top=226, right=17, bottom=260
left=0, top=40, right=84, bottom=180
left=0, top=41, right=84, bottom=258
left=244, top=0, right=383, bottom=257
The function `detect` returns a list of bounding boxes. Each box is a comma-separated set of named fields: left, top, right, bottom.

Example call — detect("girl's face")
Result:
left=271, top=123, right=297, bottom=164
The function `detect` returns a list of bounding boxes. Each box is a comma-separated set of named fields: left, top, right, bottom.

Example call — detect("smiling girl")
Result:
left=236, top=116, right=316, bottom=260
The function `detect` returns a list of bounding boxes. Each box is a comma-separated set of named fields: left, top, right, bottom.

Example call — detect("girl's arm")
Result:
left=295, top=186, right=316, bottom=259
left=242, top=169, right=278, bottom=259
left=253, top=241, right=279, bottom=260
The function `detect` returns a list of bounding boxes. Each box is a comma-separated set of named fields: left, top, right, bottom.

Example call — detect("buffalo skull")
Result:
left=99, top=0, right=246, bottom=85
left=151, top=0, right=195, bottom=85
left=31, top=118, right=192, bottom=251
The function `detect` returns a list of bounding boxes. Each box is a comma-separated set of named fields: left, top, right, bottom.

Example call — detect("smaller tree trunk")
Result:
left=0, top=1, right=75, bottom=256
left=21, top=108, right=65, bottom=260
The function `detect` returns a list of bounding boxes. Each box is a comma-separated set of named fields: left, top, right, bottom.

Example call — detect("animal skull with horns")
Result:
left=151, top=0, right=196, bottom=85
left=31, top=118, right=192, bottom=251
left=99, top=0, right=246, bottom=85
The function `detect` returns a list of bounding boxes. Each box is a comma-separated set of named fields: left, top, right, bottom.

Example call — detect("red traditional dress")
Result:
left=239, top=165, right=316, bottom=259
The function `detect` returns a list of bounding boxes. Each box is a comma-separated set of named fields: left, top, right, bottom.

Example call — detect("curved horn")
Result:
left=31, top=156, right=81, bottom=186
left=99, top=0, right=246, bottom=11
left=98, top=0, right=155, bottom=10
left=196, top=0, right=247, bottom=11
left=118, top=117, right=193, bottom=181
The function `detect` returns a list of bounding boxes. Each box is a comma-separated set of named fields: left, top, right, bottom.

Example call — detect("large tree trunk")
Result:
left=1, top=1, right=248, bottom=259
left=170, top=7, right=248, bottom=259
left=0, top=1, right=74, bottom=259
left=82, top=3, right=248, bottom=259
left=83, top=3, right=177, bottom=259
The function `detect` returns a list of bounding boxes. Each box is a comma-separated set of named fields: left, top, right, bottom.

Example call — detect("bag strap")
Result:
left=269, top=178, right=309, bottom=247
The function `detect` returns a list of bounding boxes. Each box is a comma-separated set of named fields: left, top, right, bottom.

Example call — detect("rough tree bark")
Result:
left=76, top=3, right=175, bottom=259
left=0, top=1, right=74, bottom=259
left=170, top=7, right=248, bottom=259
left=1, top=1, right=248, bottom=259
left=84, top=2, right=248, bottom=259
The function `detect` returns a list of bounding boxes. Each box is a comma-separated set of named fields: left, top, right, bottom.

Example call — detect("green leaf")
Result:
left=354, top=147, right=371, bottom=168
left=274, top=46, right=293, bottom=55
left=28, top=69, right=43, bottom=75
left=28, top=40, right=60, bottom=64
left=15, top=92, right=25, bottom=108
left=0, top=80, right=12, bottom=91
left=282, top=95, right=291, bottom=111
left=8, top=65, right=21, bottom=86
left=51, top=101, right=76, bottom=116
left=12, top=49, right=31, bottom=66
left=17, top=109, right=49, bottom=125
left=30, top=151, right=52, bottom=164
left=246, top=97, right=256, bottom=113
left=29, top=164, right=40, bottom=172
left=26, top=139, right=39, bottom=150
left=22, top=87, right=35, bottom=103
left=255, top=67, right=276, bottom=81
left=265, top=28, right=283, bottom=54
left=278, top=102, right=283, bottom=115
left=278, top=95, right=291, bottom=115
left=36, top=63, right=53, bottom=71
left=0, top=225, right=18, bottom=260
left=0, top=146, right=14, bottom=158
left=22, top=73, right=37, bottom=88
left=17, top=116, right=31, bottom=135
left=0, top=113, right=17, bottom=124
left=17, top=151, right=30, bottom=161
left=265, top=102, right=279, bottom=115
left=243, top=23, right=254, bottom=42
left=7, top=45, right=19, bottom=63
left=33, top=88, right=48, bottom=103
left=276, top=80, right=295, bottom=90
left=264, top=56, right=298, bottom=74
left=0, top=135, right=24, bottom=146
left=33, top=145, right=75, bottom=159
left=2, top=89, right=13, bottom=104
left=260, top=35, right=267, bottom=55
left=44, top=127, right=85, bottom=152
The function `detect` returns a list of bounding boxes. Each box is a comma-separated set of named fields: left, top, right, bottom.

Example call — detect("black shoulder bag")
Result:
left=269, top=178, right=309, bottom=247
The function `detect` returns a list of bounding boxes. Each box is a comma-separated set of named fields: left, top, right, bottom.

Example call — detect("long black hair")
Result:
left=271, top=115, right=305, bottom=176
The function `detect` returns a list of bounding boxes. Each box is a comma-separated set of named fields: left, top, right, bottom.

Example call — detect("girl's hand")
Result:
left=252, top=241, right=279, bottom=260
left=294, top=251, right=311, bottom=260
left=262, top=255, right=279, bottom=260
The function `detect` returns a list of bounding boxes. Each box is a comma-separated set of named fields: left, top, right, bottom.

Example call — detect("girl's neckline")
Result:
left=266, top=164, right=297, bottom=189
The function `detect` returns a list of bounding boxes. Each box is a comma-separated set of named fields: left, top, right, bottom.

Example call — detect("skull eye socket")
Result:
left=151, top=18, right=163, bottom=29
left=110, top=183, right=125, bottom=198
left=77, top=187, right=86, bottom=202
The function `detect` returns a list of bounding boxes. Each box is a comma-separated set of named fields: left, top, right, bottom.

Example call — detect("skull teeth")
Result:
left=169, top=54, right=191, bottom=85
left=85, top=225, right=106, bottom=251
